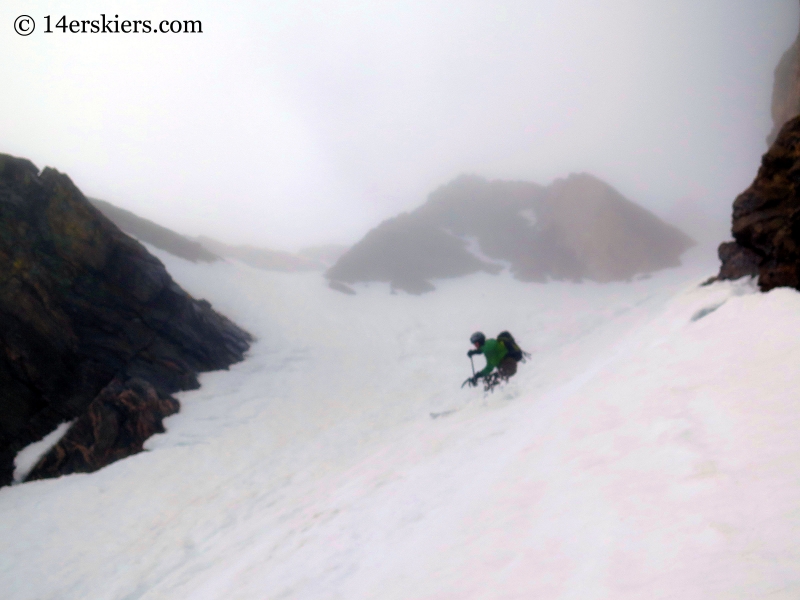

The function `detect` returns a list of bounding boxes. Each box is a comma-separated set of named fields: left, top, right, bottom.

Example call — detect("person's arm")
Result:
left=477, top=339, right=504, bottom=376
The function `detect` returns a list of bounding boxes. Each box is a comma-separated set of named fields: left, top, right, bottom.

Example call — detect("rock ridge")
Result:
left=89, top=198, right=220, bottom=263
left=716, top=116, right=800, bottom=290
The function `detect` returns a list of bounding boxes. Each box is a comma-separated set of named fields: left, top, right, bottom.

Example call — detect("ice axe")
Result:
left=461, top=355, right=477, bottom=388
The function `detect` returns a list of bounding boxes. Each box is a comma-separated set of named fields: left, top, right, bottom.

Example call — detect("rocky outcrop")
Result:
left=327, top=174, right=694, bottom=293
left=716, top=241, right=760, bottom=281
left=25, top=378, right=179, bottom=481
left=767, top=3, right=800, bottom=146
left=90, top=198, right=220, bottom=263
left=717, top=116, right=800, bottom=290
left=0, top=153, right=252, bottom=485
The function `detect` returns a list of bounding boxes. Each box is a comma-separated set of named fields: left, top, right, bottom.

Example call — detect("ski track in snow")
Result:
left=3, top=245, right=800, bottom=599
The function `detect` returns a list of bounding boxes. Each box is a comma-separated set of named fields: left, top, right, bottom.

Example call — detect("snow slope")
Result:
left=2, top=245, right=800, bottom=599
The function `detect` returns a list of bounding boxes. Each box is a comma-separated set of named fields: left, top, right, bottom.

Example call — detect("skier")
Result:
left=463, top=331, right=522, bottom=389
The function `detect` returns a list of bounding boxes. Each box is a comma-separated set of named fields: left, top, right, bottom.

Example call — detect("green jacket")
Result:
left=477, top=338, right=507, bottom=377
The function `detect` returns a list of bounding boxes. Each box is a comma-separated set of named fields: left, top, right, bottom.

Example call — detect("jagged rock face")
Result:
left=25, top=378, right=179, bottom=481
left=0, top=153, right=252, bottom=486
left=327, top=173, right=694, bottom=293
left=718, top=116, right=800, bottom=290
left=768, top=4, right=800, bottom=147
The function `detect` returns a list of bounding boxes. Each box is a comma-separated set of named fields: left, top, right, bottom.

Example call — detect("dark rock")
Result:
left=0, top=153, right=252, bottom=486
left=90, top=198, right=220, bottom=263
left=717, top=116, right=800, bottom=291
left=25, top=378, right=179, bottom=481
left=716, top=241, right=760, bottom=281
left=326, top=174, right=694, bottom=292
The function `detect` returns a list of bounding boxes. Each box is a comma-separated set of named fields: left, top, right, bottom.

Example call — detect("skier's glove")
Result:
left=467, top=349, right=480, bottom=357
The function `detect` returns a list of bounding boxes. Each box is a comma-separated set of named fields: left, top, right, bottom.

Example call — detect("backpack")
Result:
left=497, top=331, right=525, bottom=362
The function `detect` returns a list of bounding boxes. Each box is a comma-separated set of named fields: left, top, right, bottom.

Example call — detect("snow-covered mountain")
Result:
left=327, top=173, right=695, bottom=294
left=3, top=242, right=799, bottom=599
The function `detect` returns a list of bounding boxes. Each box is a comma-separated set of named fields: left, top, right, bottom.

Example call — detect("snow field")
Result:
left=2, top=245, right=800, bottom=599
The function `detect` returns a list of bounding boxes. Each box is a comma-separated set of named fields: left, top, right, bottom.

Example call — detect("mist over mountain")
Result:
left=768, top=7, right=800, bottom=147
left=89, top=198, right=221, bottom=264
left=197, top=236, right=325, bottom=273
left=90, top=197, right=349, bottom=273
left=328, top=173, right=695, bottom=294
left=296, top=244, right=349, bottom=268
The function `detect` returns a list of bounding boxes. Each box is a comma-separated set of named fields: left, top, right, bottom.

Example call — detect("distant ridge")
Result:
left=327, top=173, right=695, bottom=294
left=89, top=198, right=220, bottom=263
left=297, top=244, right=349, bottom=268
left=197, top=236, right=321, bottom=272
left=90, top=199, right=349, bottom=272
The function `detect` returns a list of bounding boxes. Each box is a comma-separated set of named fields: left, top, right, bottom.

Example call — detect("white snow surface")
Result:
left=12, top=420, right=74, bottom=484
left=3, top=246, right=800, bottom=599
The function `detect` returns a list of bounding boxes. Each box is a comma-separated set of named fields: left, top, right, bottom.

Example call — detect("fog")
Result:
left=1, top=0, right=797, bottom=250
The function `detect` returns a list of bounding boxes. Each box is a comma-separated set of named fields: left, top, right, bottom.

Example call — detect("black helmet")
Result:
left=470, top=331, right=485, bottom=346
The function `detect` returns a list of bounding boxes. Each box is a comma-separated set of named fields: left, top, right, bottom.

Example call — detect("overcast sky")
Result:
left=1, top=1, right=797, bottom=250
